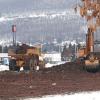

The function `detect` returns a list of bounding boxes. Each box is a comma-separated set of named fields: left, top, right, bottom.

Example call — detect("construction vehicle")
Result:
left=77, top=0, right=100, bottom=72
left=8, top=44, right=45, bottom=71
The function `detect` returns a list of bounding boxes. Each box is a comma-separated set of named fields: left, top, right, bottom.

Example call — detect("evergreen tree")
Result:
left=3, top=46, right=8, bottom=53
left=0, top=45, right=2, bottom=53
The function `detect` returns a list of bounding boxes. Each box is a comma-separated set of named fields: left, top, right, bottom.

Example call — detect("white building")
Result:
left=0, top=53, right=8, bottom=58
left=44, top=52, right=61, bottom=63
left=43, top=52, right=63, bottom=68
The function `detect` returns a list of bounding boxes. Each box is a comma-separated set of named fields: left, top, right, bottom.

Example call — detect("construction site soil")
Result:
left=0, top=62, right=100, bottom=99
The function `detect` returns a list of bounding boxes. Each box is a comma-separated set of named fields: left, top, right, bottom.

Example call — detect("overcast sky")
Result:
left=0, top=0, right=77, bottom=14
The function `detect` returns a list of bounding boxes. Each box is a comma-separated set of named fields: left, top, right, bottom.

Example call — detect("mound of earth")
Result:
left=0, top=62, right=100, bottom=99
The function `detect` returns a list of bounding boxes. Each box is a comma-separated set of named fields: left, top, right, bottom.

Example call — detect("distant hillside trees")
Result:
left=0, top=45, right=2, bottom=53
left=3, top=46, right=8, bottom=53
left=0, top=45, right=8, bottom=53
left=61, top=44, right=76, bottom=61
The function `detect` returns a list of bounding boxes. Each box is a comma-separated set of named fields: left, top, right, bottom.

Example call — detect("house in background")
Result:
left=44, top=52, right=61, bottom=64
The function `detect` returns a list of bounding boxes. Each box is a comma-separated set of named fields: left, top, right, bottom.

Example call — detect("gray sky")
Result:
left=0, top=0, right=76, bottom=14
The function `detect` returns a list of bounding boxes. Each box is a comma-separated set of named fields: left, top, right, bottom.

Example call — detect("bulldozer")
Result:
left=8, top=44, right=45, bottom=71
left=77, top=0, right=100, bottom=72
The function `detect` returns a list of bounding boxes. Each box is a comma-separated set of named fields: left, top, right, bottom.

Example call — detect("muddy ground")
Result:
left=0, top=62, right=100, bottom=99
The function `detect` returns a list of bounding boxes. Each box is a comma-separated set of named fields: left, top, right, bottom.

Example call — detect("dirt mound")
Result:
left=0, top=62, right=100, bottom=99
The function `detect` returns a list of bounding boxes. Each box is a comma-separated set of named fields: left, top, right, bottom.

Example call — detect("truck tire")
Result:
left=9, top=59, right=20, bottom=71
left=9, top=59, right=16, bottom=71
left=9, top=60, right=13, bottom=71
left=29, top=55, right=39, bottom=71
left=15, top=66, right=20, bottom=72
left=23, top=66, right=30, bottom=71
left=9, top=65, right=13, bottom=71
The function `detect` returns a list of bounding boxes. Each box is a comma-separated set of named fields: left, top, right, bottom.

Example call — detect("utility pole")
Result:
left=12, top=25, right=16, bottom=46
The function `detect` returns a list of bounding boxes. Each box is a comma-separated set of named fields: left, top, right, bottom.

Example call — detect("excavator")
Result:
left=77, top=0, right=100, bottom=72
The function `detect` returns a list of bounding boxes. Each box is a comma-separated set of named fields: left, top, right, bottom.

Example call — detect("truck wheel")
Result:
left=15, top=66, right=20, bottom=72
left=9, top=60, right=13, bottom=71
left=9, top=65, right=13, bottom=71
left=9, top=59, right=16, bottom=71
left=23, top=66, right=30, bottom=71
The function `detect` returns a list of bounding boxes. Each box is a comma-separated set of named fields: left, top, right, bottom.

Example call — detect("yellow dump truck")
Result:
left=8, top=44, right=45, bottom=71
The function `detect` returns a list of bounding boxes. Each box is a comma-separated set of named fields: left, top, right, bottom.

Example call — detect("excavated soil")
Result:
left=0, top=62, right=100, bottom=99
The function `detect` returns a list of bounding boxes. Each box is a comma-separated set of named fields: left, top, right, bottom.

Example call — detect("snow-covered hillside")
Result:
left=0, top=9, right=79, bottom=23
left=0, top=9, right=84, bottom=43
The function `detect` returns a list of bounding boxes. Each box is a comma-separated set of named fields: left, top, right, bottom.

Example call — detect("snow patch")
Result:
left=0, top=65, right=9, bottom=71
left=23, top=91, right=100, bottom=100
left=45, top=61, right=67, bottom=68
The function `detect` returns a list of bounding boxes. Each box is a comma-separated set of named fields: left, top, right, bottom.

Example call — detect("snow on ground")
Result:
left=45, top=61, right=67, bottom=68
left=23, top=91, right=100, bottom=100
left=0, top=65, right=9, bottom=71
left=45, top=63, right=53, bottom=68
left=0, top=61, right=66, bottom=71
left=0, top=65, right=24, bottom=71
